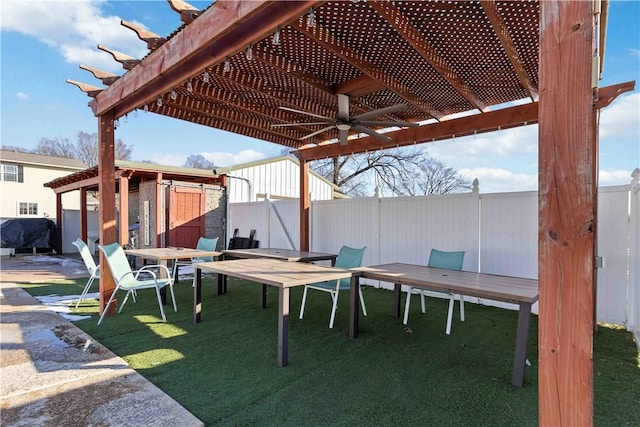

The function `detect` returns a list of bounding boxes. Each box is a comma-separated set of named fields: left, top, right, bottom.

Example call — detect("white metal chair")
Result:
left=172, top=237, right=219, bottom=284
left=72, top=238, right=100, bottom=308
left=299, top=245, right=367, bottom=328
left=403, top=249, right=466, bottom=335
left=97, top=243, right=177, bottom=325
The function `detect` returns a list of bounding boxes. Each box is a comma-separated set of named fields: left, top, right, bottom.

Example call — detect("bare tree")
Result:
left=400, top=157, right=471, bottom=195
left=183, top=154, right=216, bottom=170
left=34, top=137, right=77, bottom=159
left=32, top=132, right=133, bottom=167
left=310, top=147, right=470, bottom=197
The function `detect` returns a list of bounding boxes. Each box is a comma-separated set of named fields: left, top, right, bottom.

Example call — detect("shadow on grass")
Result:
left=20, top=278, right=640, bottom=427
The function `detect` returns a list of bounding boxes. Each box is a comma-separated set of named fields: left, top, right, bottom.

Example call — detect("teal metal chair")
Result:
left=97, top=243, right=176, bottom=325
left=171, top=237, right=218, bottom=284
left=403, top=249, right=466, bottom=335
left=299, top=245, right=367, bottom=328
left=72, top=238, right=100, bottom=308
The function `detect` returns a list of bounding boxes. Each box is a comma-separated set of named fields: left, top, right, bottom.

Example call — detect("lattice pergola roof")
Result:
left=68, top=0, right=565, bottom=162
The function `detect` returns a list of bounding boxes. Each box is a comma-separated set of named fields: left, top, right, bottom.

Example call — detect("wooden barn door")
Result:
left=168, top=186, right=206, bottom=249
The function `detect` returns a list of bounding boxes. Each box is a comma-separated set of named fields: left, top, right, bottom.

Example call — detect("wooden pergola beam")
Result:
left=481, top=0, right=538, bottom=101
left=121, top=20, right=166, bottom=51
left=168, top=0, right=200, bottom=25
left=79, top=65, right=120, bottom=86
left=97, top=45, right=140, bottom=70
left=294, top=102, right=538, bottom=161
left=66, top=80, right=103, bottom=97
left=290, top=19, right=444, bottom=120
left=92, top=1, right=326, bottom=118
left=369, top=1, right=487, bottom=112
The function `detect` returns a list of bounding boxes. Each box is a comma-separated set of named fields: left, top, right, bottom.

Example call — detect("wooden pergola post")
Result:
left=98, top=112, right=117, bottom=316
left=299, top=159, right=310, bottom=251
left=155, top=172, right=163, bottom=248
left=118, top=174, right=129, bottom=246
left=539, top=0, right=595, bottom=425
left=55, top=193, right=63, bottom=254
left=80, top=188, right=88, bottom=243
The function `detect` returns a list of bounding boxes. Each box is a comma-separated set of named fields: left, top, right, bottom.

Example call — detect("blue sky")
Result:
left=1, top=0, right=638, bottom=194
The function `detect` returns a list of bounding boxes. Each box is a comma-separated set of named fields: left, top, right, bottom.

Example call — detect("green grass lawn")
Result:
left=21, top=278, right=640, bottom=426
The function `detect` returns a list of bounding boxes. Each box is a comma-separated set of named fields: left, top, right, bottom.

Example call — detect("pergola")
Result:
left=67, top=1, right=634, bottom=425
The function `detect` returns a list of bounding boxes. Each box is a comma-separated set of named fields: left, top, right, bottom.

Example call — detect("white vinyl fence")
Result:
left=229, top=178, right=640, bottom=338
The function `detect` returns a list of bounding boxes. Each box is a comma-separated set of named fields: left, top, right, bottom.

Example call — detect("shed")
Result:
left=44, top=160, right=226, bottom=253
left=217, top=156, right=342, bottom=203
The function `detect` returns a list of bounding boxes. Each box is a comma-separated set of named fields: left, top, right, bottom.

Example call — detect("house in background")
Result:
left=218, top=156, right=343, bottom=203
left=0, top=149, right=87, bottom=219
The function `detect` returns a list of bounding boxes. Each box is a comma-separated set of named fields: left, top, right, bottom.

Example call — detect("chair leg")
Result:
left=97, top=285, right=120, bottom=325
left=446, top=294, right=455, bottom=335
left=154, top=286, right=167, bottom=322
left=299, top=286, right=309, bottom=319
left=75, top=274, right=95, bottom=308
left=172, top=263, right=179, bottom=285
left=420, top=292, right=426, bottom=313
left=169, top=284, right=177, bottom=312
left=329, top=290, right=339, bottom=329
left=118, top=290, right=133, bottom=314
left=358, top=286, right=367, bottom=316
left=403, top=288, right=412, bottom=325
left=459, top=295, right=465, bottom=321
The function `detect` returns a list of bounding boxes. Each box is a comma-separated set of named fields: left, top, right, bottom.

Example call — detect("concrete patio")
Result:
left=0, top=254, right=203, bottom=426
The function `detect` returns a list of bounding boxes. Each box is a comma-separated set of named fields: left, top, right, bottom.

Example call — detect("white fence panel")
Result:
left=61, top=209, right=99, bottom=254
left=227, top=201, right=268, bottom=248
left=479, top=192, right=538, bottom=279
left=311, top=198, right=379, bottom=267
left=267, top=199, right=299, bottom=249
left=597, top=185, right=632, bottom=326
left=228, top=183, right=636, bottom=329
left=379, top=193, right=479, bottom=270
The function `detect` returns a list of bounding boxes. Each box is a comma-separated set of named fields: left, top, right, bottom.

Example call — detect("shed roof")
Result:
left=43, top=159, right=223, bottom=192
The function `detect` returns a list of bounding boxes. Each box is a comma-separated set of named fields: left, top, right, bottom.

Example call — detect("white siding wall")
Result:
left=226, top=158, right=333, bottom=203
left=229, top=184, right=637, bottom=329
left=0, top=164, right=82, bottom=219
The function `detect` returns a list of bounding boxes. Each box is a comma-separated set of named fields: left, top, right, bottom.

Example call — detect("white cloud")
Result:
left=148, top=149, right=267, bottom=168
left=201, top=149, right=267, bottom=167
left=599, top=168, right=636, bottom=186
left=599, top=92, right=640, bottom=140
left=1, top=0, right=148, bottom=72
left=459, top=167, right=538, bottom=193
left=16, top=92, right=29, bottom=100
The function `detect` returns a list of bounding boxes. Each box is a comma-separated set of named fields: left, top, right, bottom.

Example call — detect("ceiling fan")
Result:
left=272, top=94, right=419, bottom=145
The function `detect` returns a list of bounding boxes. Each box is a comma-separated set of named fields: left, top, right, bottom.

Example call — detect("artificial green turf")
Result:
left=20, top=278, right=640, bottom=426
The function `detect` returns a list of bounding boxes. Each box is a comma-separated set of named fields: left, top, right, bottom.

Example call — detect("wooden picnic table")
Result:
left=218, top=248, right=338, bottom=295
left=193, top=258, right=353, bottom=367
left=351, top=263, right=539, bottom=387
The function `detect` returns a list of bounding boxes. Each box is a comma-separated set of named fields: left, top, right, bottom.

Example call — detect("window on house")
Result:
left=18, top=202, right=38, bottom=216
left=2, top=164, right=19, bottom=182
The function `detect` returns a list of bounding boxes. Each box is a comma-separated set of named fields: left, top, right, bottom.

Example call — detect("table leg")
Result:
left=393, top=283, right=402, bottom=318
left=278, top=287, right=290, bottom=367
left=349, top=275, right=360, bottom=339
left=217, top=273, right=227, bottom=295
left=194, top=268, right=202, bottom=323
left=159, top=260, right=168, bottom=304
left=511, top=302, right=532, bottom=387
left=261, top=284, right=268, bottom=308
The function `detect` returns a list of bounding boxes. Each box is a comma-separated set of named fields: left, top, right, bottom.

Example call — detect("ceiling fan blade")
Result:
left=357, top=120, right=419, bottom=128
left=353, top=104, right=407, bottom=121
left=352, top=125, right=392, bottom=142
left=279, top=106, right=333, bottom=121
left=337, top=93, right=350, bottom=121
left=300, top=125, right=335, bottom=140
left=271, top=122, right=332, bottom=128
left=339, top=128, right=349, bottom=146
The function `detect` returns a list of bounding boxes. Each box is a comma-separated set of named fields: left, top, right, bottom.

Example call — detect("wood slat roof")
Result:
left=72, top=0, right=552, bottom=161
